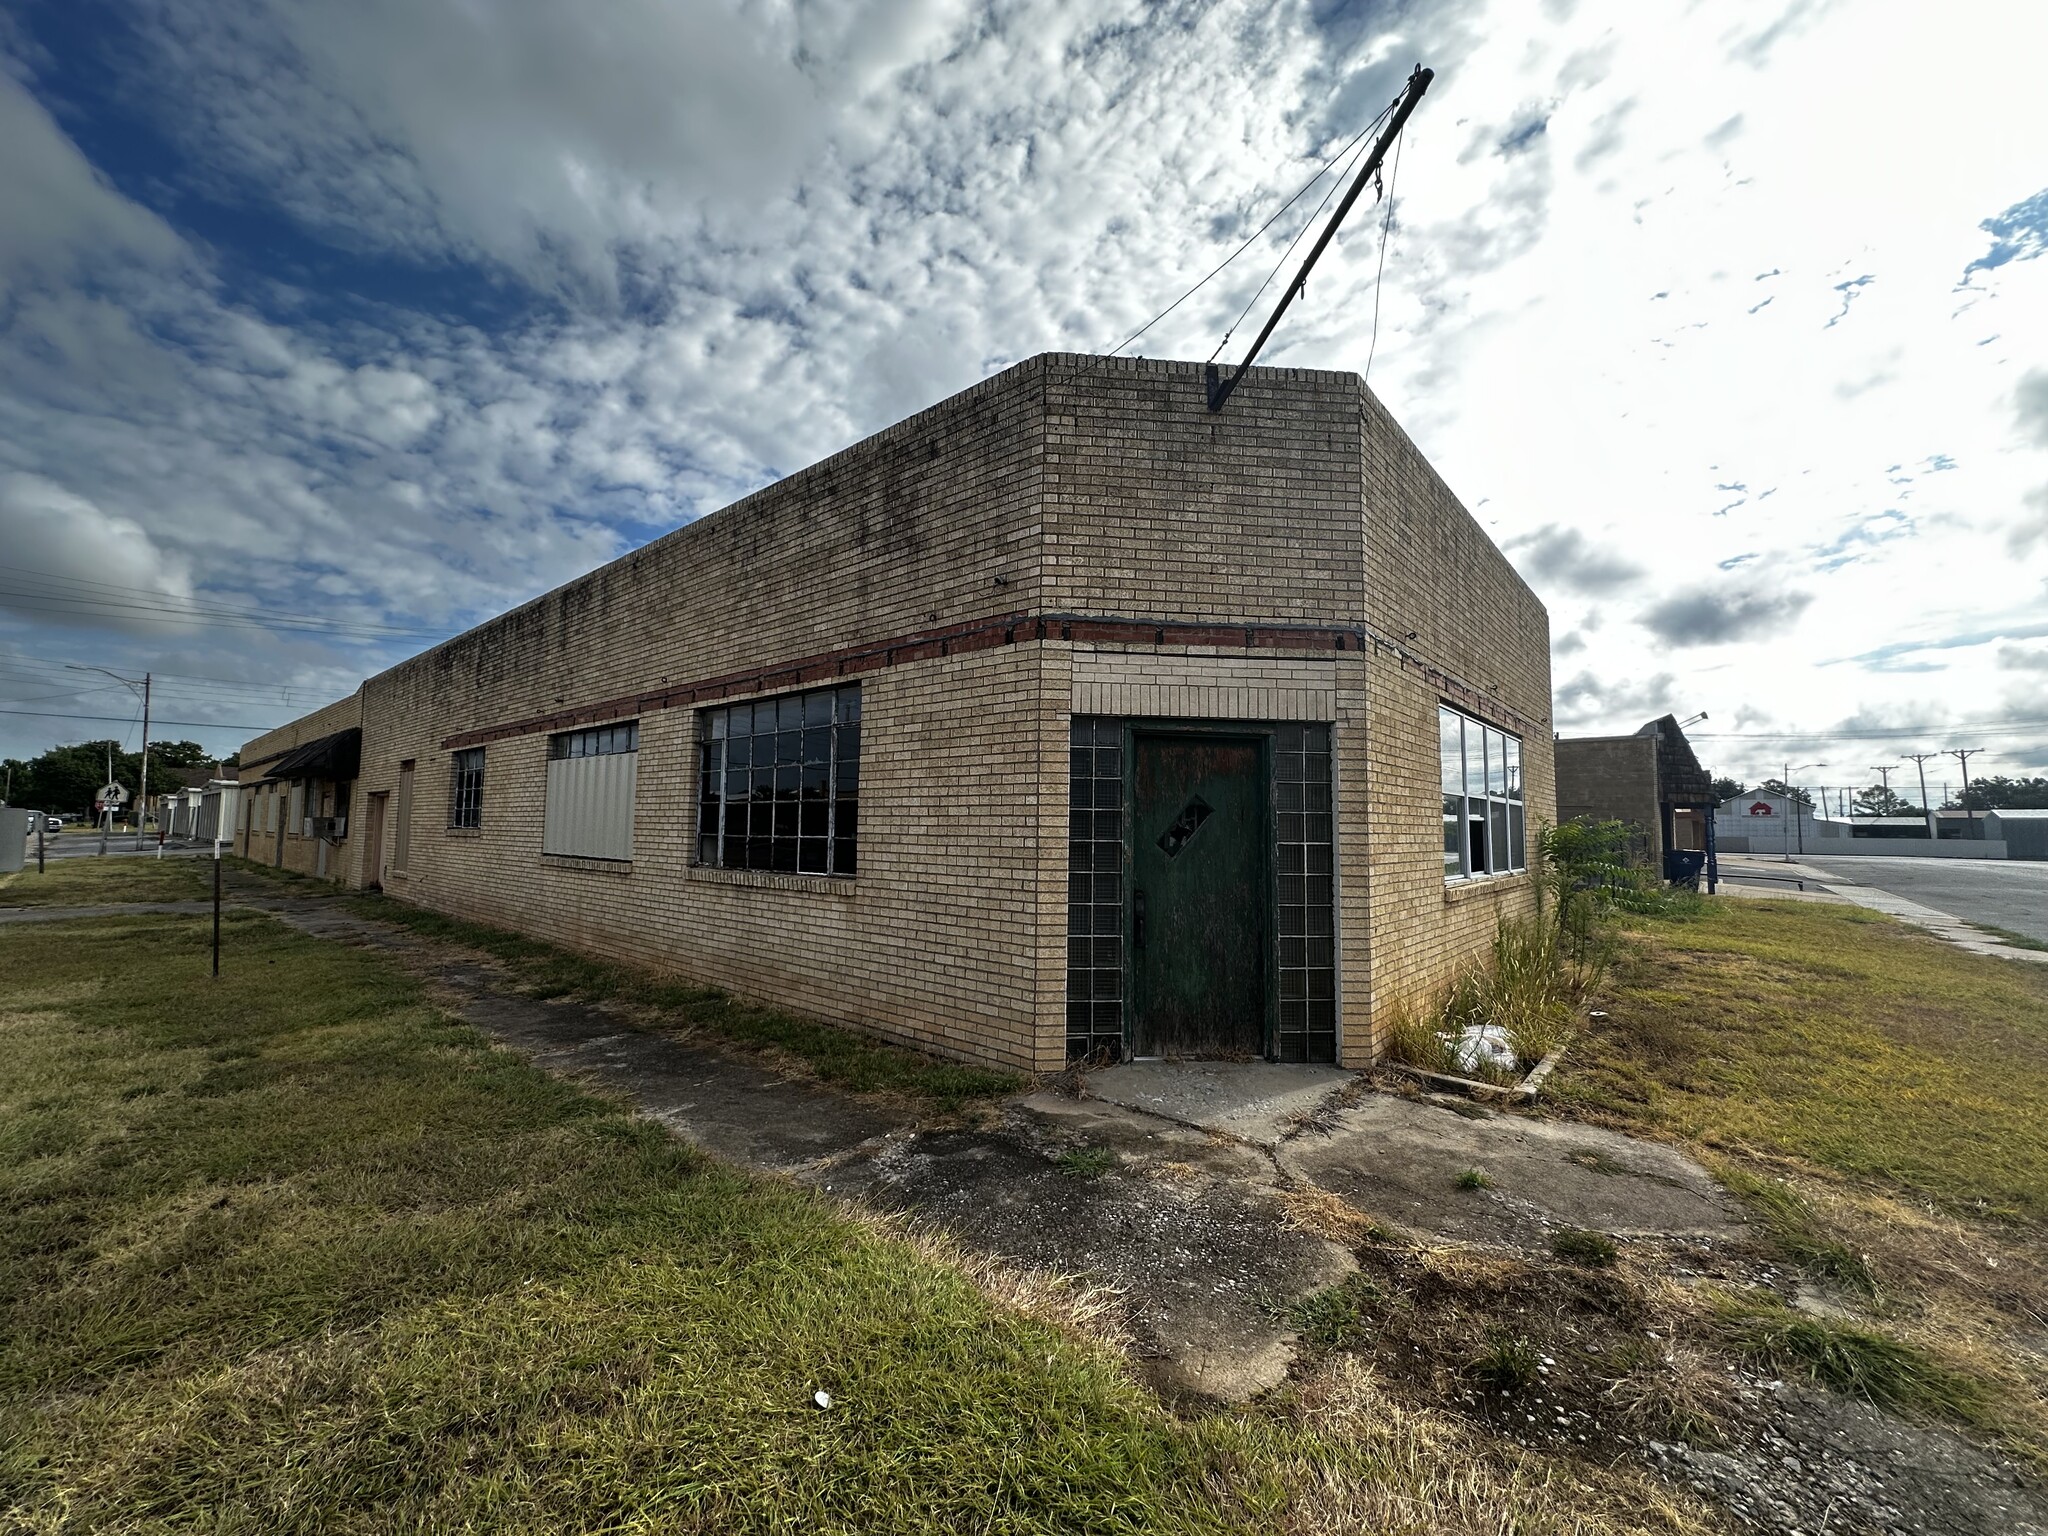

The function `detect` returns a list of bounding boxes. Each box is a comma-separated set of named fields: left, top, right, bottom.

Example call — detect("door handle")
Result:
left=1134, top=888, right=1147, bottom=952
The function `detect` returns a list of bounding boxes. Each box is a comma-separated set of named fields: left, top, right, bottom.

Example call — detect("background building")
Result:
left=239, top=355, right=1554, bottom=1073
left=1554, top=715, right=1716, bottom=880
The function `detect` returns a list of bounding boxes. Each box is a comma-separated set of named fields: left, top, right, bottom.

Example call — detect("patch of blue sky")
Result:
left=1961, top=186, right=2048, bottom=282
left=1498, top=113, right=1550, bottom=156
left=1824, top=274, right=1874, bottom=328
left=1832, top=619, right=2048, bottom=669
left=12, top=0, right=551, bottom=339
left=1812, top=509, right=1912, bottom=571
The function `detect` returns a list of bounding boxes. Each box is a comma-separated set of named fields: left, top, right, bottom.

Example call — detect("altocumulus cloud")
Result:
left=0, top=0, right=2045, bottom=790
left=1639, top=586, right=1814, bottom=647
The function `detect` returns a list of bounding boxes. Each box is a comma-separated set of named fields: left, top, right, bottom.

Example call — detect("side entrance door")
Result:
left=1130, top=733, right=1268, bottom=1057
left=362, top=792, right=388, bottom=890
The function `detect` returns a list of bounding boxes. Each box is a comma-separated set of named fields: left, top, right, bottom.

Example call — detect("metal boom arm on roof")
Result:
left=1205, top=64, right=1434, bottom=414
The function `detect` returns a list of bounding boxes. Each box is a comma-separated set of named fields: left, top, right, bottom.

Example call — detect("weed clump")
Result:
left=1712, top=1293, right=1994, bottom=1427
left=1715, top=1166, right=1876, bottom=1294
left=1455, top=1168, right=1491, bottom=1192
left=1288, top=1274, right=1384, bottom=1353
left=1468, top=1329, right=1542, bottom=1394
left=1055, top=1146, right=1118, bottom=1179
left=1549, top=1228, right=1619, bottom=1267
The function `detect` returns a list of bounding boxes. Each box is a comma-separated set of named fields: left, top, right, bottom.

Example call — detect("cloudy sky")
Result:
left=1, top=0, right=2044, bottom=802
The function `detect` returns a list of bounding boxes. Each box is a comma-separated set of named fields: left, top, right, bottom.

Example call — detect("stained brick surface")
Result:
left=237, top=355, right=1551, bottom=1072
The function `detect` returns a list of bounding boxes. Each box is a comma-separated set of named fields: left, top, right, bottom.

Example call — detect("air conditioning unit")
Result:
left=308, top=815, right=348, bottom=840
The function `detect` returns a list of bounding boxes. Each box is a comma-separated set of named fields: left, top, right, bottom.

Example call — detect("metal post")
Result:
left=212, top=846, right=222, bottom=978
left=36, top=818, right=44, bottom=875
left=136, top=672, right=151, bottom=852
left=1206, top=65, right=1434, bottom=413
left=1704, top=808, right=1718, bottom=894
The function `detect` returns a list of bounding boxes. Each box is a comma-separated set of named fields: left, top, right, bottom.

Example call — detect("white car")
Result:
left=44, top=815, right=64, bottom=831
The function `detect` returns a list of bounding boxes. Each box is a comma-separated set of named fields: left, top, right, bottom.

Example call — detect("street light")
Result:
left=67, top=664, right=152, bottom=853
left=1783, top=760, right=1824, bottom=861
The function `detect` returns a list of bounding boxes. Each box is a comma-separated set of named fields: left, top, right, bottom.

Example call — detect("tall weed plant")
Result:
left=1384, top=818, right=1691, bottom=1081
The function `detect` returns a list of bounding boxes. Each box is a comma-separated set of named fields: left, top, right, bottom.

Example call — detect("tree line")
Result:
left=1, top=740, right=238, bottom=820
left=1709, top=774, right=2048, bottom=813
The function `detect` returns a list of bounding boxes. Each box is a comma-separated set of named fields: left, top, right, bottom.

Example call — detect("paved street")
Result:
left=1799, top=856, right=2048, bottom=946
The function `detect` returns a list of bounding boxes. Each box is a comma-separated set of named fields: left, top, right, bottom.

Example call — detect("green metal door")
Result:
left=1130, top=733, right=1268, bottom=1057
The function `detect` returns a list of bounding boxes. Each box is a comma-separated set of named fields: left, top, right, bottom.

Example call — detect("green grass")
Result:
left=1454, top=1168, right=1491, bottom=1191
left=1711, top=1294, right=1996, bottom=1428
left=1286, top=1274, right=1383, bottom=1354
left=1556, top=898, right=2048, bottom=1224
left=1967, top=922, right=2048, bottom=954
left=331, top=886, right=1024, bottom=1112
left=1467, top=1330, right=1541, bottom=1394
left=0, top=907, right=1286, bottom=1533
left=1711, top=1164, right=1875, bottom=1293
left=1055, top=1146, right=1118, bottom=1179
left=0, top=853, right=217, bottom=907
left=1548, top=1228, right=1618, bottom=1268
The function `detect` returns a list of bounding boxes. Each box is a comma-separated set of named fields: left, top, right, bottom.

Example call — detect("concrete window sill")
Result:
left=445, top=826, right=483, bottom=839
left=685, top=864, right=856, bottom=897
left=541, top=854, right=633, bottom=875
left=1444, top=871, right=1533, bottom=904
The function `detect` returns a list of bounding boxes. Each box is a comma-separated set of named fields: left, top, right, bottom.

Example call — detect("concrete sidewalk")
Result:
left=240, top=890, right=1751, bottom=1402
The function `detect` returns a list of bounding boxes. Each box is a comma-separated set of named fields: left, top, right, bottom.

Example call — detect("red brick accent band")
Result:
left=439, top=611, right=1546, bottom=751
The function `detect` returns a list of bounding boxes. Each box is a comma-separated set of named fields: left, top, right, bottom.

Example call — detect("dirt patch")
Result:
left=1285, top=1233, right=2048, bottom=1535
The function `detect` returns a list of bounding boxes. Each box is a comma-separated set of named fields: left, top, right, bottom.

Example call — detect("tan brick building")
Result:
left=237, top=355, right=1553, bottom=1073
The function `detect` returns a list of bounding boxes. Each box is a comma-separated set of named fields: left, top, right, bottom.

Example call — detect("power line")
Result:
left=0, top=706, right=281, bottom=731
left=1084, top=97, right=1402, bottom=369
left=1690, top=719, right=2048, bottom=740
left=0, top=653, right=356, bottom=697
left=1362, top=108, right=1406, bottom=387
left=0, top=560, right=449, bottom=640
left=1208, top=128, right=1377, bottom=364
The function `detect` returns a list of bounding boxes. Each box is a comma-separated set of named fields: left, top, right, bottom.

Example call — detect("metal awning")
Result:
left=262, top=726, right=361, bottom=782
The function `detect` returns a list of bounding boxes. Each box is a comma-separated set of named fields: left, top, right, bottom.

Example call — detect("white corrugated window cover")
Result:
left=544, top=751, right=636, bottom=861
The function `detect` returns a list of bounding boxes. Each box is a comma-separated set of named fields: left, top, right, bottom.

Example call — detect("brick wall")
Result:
left=1041, top=357, right=1366, bottom=624
left=241, top=355, right=1550, bottom=1073
left=1555, top=736, right=1661, bottom=856
left=1355, top=387, right=1555, bottom=1055
left=234, top=691, right=363, bottom=876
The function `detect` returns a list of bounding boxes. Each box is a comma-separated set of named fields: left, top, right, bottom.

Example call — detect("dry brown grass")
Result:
left=1278, top=1357, right=1729, bottom=1536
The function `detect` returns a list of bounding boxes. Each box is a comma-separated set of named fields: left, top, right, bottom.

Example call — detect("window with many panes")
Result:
left=1440, top=705, right=1523, bottom=879
left=696, top=685, right=859, bottom=875
left=450, top=746, right=485, bottom=830
left=551, top=721, right=638, bottom=760
left=544, top=721, right=637, bottom=861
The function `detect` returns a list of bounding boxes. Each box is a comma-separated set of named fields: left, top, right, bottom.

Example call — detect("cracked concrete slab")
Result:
left=1083, top=1060, right=1357, bottom=1145
left=1282, top=1093, right=1743, bottom=1251
left=238, top=891, right=1732, bottom=1399
left=824, top=1097, right=1354, bottom=1402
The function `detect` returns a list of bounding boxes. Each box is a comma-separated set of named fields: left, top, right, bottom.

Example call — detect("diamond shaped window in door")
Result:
left=1155, top=797, right=1214, bottom=858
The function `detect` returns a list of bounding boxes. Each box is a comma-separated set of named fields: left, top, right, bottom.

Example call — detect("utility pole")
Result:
left=1903, top=752, right=1938, bottom=840
left=1947, top=748, right=1983, bottom=838
left=135, top=671, right=151, bottom=852
left=1867, top=764, right=1897, bottom=813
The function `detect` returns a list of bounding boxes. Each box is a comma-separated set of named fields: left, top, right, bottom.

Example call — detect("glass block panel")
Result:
left=1066, top=717, right=1126, bottom=1063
